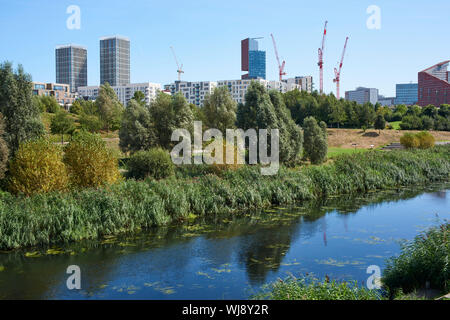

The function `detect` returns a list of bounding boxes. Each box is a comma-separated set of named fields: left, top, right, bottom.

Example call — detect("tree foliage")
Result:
left=50, top=111, right=76, bottom=144
left=203, top=87, right=237, bottom=132
left=95, top=83, right=124, bottom=131
left=64, top=131, right=121, bottom=188
left=8, top=138, right=68, bottom=195
left=127, top=148, right=174, bottom=180
left=303, top=116, right=328, bottom=164
left=0, top=62, right=45, bottom=153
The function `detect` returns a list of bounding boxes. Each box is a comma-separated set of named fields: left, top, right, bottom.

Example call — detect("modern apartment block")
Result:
left=395, top=83, right=418, bottom=105
left=32, top=82, right=76, bottom=107
left=284, top=76, right=313, bottom=93
left=418, top=60, right=450, bottom=106
left=78, top=82, right=161, bottom=106
left=55, top=44, right=87, bottom=93
left=378, top=95, right=396, bottom=107
left=345, top=87, right=379, bottom=105
left=100, top=36, right=130, bottom=87
left=216, top=79, right=300, bottom=105
left=241, top=38, right=266, bottom=80
left=164, top=81, right=217, bottom=106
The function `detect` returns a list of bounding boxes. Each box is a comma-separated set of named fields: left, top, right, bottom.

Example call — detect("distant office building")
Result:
left=285, top=76, right=313, bottom=93
left=345, top=87, right=379, bottom=105
left=395, top=83, right=418, bottom=105
left=32, top=82, right=76, bottom=107
left=100, top=36, right=130, bottom=86
left=378, top=95, right=396, bottom=107
left=164, top=81, right=217, bottom=106
left=418, top=60, right=450, bottom=106
left=55, top=44, right=87, bottom=93
left=217, top=79, right=299, bottom=105
left=78, top=82, right=161, bottom=106
left=241, top=38, right=266, bottom=80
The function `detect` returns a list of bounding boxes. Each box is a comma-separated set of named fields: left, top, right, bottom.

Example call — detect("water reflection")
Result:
left=0, top=183, right=448, bottom=299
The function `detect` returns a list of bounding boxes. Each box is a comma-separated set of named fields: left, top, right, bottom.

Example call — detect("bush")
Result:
left=303, top=117, right=328, bottom=164
left=127, top=148, right=174, bottom=180
left=69, top=101, right=83, bottom=115
left=253, top=276, right=383, bottom=300
left=400, top=132, right=435, bottom=149
left=63, top=131, right=121, bottom=188
left=383, top=223, right=449, bottom=295
left=8, top=139, right=68, bottom=195
left=415, top=131, right=435, bottom=149
left=0, top=114, right=9, bottom=180
left=400, top=133, right=420, bottom=149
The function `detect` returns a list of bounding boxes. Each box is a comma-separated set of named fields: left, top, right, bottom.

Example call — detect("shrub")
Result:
left=303, top=117, right=328, bottom=164
left=8, top=139, right=68, bottom=195
left=0, top=114, right=9, bottom=180
left=252, top=276, right=383, bottom=300
left=63, top=131, right=121, bottom=188
left=69, top=101, right=83, bottom=115
left=415, top=131, right=435, bottom=149
left=383, top=223, right=449, bottom=295
left=400, top=133, right=420, bottom=149
left=127, top=148, right=174, bottom=180
left=79, top=113, right=103, bottom=133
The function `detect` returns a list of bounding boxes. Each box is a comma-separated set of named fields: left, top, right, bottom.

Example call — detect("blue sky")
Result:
left=0, top=0, right=449, bottom=96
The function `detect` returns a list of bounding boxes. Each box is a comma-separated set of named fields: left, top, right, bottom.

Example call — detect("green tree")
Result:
left=357, top=103, right=376, bottom=128
left=95, top=83, right=124, bottom=131
left=0, top=114, right=9, bottom=179
left=303, top=116, right=328, bottom=164
left=132, top=91, right=146, bottom=106
left=149, top=92, right=194, bottom=149
left=328, top=102, right=346, bottom=128
left=69, top=100, right=83, bottom=115
left=0, top=62, right=45, bottom=153
left=79, top=114, right=103, bottom=133
left=203, top=86, right=237, bottom=132
left=39, top=95, right=60, bottom=113
left=119, top=99, right=156, bottom=153
left=374, top=114, right=386, bottom=133
left=50, top=111, right=76, bottom=144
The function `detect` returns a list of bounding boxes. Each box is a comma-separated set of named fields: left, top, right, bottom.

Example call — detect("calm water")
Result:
left=0, top=183, right=449, bottom=300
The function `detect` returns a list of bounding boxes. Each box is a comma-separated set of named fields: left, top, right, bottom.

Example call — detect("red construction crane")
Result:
left=318, top=21, right=328, bottom=94
left=170, top=46, right=184, bottom=81
left=333, top=37, right=349, bottom=100
left=270, top=34, right=286, bottom=81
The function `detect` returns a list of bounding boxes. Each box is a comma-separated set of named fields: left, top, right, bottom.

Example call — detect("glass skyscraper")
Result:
left=100, top=36, right=130, bottom=86
left=55, top=45, right=87, bottom=93
left=395, top=83, right=418, bottom=105
left=241, top=38, right=266, bottom=80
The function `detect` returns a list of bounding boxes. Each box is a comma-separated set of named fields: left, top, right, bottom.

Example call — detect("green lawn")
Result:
left=389, top=121, right=401, bottom=130
left=327, top=147, right=369, bottom=159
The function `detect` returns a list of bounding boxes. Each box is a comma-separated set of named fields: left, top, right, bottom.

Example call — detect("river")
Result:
left=0, top=183, right=448, bottom=299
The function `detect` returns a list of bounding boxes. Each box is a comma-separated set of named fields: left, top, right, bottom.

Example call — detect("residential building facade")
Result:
left=345, top=87, right=379, bottom=105
left=395, top=83, right=418, bottom=105
left=418, top=60, right=450, bottom=106
left=78, top=82, right=161, bottom=106
left=164, top=81, right=217, bottom=106
left=55, top=44, right=87, bottom=93
left=32, top=82, right=76, bottom=107
left=285, top=76, right=313, bottom=93
left=100, top=36, right=130, bottom=87
left=241, top=38, right=266, bottom=80
left=377, top=96, right=396, bottom=107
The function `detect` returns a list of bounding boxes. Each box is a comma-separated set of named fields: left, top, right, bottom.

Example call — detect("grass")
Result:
left=389, top=121, right=402, bottom=130
left=0, top=145, right=449, bottom=250
left=327, top=147, right=369, bottom=159
left=383, top=222, right=449, bottom=296
left=252, top=276, right=383, bottom=300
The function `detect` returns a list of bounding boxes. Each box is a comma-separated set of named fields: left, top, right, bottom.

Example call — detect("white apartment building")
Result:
left=78, top=82, right=161, bottom=106
left=164, top=81, right=217, bottom=106
left=284, top=76, right=313, bottom=93
left=216, top=79, right=301, bottom=105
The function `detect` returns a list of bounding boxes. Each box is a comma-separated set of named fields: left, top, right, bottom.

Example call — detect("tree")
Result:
left=357, top=103, right=376, bottom=128
left=8, top=138, right=68, bottom=195
left=119, top=99, right=156, bottom=153
left=0, top=62, right=45, bottom=153
left=64, top=131, right=121, bottom=188
left=374, top=114, right=386, bottom=133
left=0, top=114, right=9, bottom=180
left=132, top=91, right=146, bottom=106
left=203, top=87, right=237, bottom=132
left=39, top=95, right=60, bottom=113
left=79, top=113, right=103, bottom=133
left=149, top=92, right=194, bottom=150
left=303, top=116, right=328, bottom=164
left=69, top=100, right=83, bottom=115
left=95, top=83, right=124, bottom=131
left=50, top=111, right=76, bottom=144
left=237, top=82, right=303, bottom=164
left=328, top=102, right=346, bottom=128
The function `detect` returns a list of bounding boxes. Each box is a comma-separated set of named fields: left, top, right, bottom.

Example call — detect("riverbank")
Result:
left=0, top=145, right=449, bottom=250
